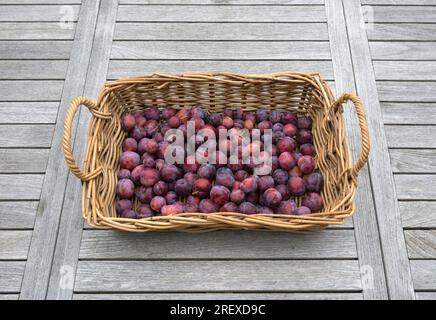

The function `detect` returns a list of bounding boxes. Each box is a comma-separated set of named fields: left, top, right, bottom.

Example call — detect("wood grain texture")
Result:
left=0, top=295, right=19, bottom=300
left=377, top=82, right=436, bottom=102
left=0, top=201, right=37, bottom=229
left=0, top=149, right=49, bottom=173
left=382, top=103, right=436, bottom=125
left=343, top=0, right=415, bottom=299
left=0, top=61, right=69, bottom=80
left=0, top=231, right=32, bottom=260
left=405, top=230, right=436, bottom=259
left=0, top=41, right=72, bottom=59
left=390, top=149, right=436, bottom=173
left=1, top=0, right=81, bottom=3
left=374, top=61, right=436, bottom=81
left=0, top=262, right=25, bottom=293
left=0, top=81, right=63, bottom=101
left=326, top=0, right=388, bottom=300
left=0, top=174, right=44, bottom=200
left=362, top=0, right=436, bottom=4
left=0, top=102, right=59, bottom=123
left=363, top=6, right=436, bottom=23
left=415, top=292, right=436, bottom=300
left=111, top=41, right=331, bottom=60
left=394, top=174, right=436, bottom=200
left=117, top=5, right=326, bottom=22
left=79, top=230, right=357, bottom=259
left=411, top=260, right=436, bottom=290
left=0, top=125, right=53, bottom=148
left=370, top=42, right=436, bottom=61
left=120, top=0, right=325, bottom=3
left=400, top=201, right=436, bottom=228
left=107, top=60, right=334, bottom=80
left=0, top=5, right=79, bottom=22
left=75, top=260, right=362, bottom=292
left=0, top=23, right=75, bottom=40
left=114, top=22, right=329, bottom=40
left=386, top=126, right=436, bottom=148
left=367, top=24, right=436, bottom=41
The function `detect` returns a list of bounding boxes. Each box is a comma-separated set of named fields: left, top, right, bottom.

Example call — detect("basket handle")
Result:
left=333, top=93, right=370, bottom=178
left=63, top=96, right=105, bottom=181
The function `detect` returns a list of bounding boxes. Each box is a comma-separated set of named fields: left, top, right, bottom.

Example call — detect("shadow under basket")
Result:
left=63, top=72, right=370, bottom=233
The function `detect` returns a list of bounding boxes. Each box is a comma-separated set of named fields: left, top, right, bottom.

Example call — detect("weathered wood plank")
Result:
left=19, top=0, right=101, bottom=300
left=411, top=260, right=436, bottom=290
left=405, top=230, right=436, bottom=259
left=0, top=149, right=49, bottom=173
left=390, top=149, right=436, bottom=173
left=0, top=295, right=19, bottom=300
left=415, top=292, right=436, bottom=300
left=400, top=201, right=436, bottom=228
left=120, top=0, right=325, bottom=3
left=377, top=82, right=436, bottom=102
left=382, top=103, right=436, bottom=125
left=0, top=41, right=72, bottom=59
left=0, top=262, right=25, bottom=293
left=0, top=231, right=32, bottom=260
left=367, top=24, right=436, bottom=41
left=2, top=0, right=81, bottom=3
left=79, top=230, right=357, bottom=259
left=0, top=102, right=59, bottom=124
left=114, top=22, right=329, bottom=40
left=108, top=60, right=334, bottom=80
left=117, top=5, right=326, bottom=22
left=75, top=260, right=362, bottom=292
left=386, top=126, right=436, bottom=148
left=0, top=201, right=37, bottom=229
left=111, top=41, right=331, bottom=60
left=0, top=5, right=79, bottom=22
left=343, top=0, right=415, bottom=299
left=394, top=174, right=436, bottom=200
left=362, top=0, right=436, bottom=4
left=0, top=81, right=64, bottom=101
left=374, top=61, right=436, bottom=81
left=0, top=23, right=75, bottom=40
left=0, top=61, right=68, bottom=80
left=326, top=0, right=387, bottom=300
left=0, top=125, right=53, bottom=148
left=364, top=6, right=436, bottom=23
left=370, top=42, right=436, bottom=61
left=74, top=292, right=364, bottom=300
left=0, top=174, right=44, bottom=200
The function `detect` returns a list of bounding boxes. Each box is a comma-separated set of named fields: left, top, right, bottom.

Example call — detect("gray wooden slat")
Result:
left=364, top=6, right=436, bottom=23
left=111, top=41, right=331, bottom=60
left=411, top=260, right=436, bottom=290
left=0, top=149, right=49, bottom=173
left=325, top=0, right=388, bottom=300
left=390, top=149, right=436, bottom=173
left=0, top=41, right=72, bottom=59
left=74, top=292, right=364, bottom=300
left=120, top=0, right=325, bottom=3
left=0, top=22, right=75, bottom=40
left=19, top=0, right=102, bottom=300
left=415, top=292, right=436, bottom=300
left=373, top=61, right=436, bottom=81
left=0, top=231, right=32, bottom=260
left=0, top=102, right=59, bottom=123
left=367, top=24, right=436, bottom=41
left=0, top=294, right=19, bottom=300
left=362, top=0, right=436, bottom=4
left=0, top=262, right=25, bottom=293
left=114, top=22, right=329, bottom=40
left=0, top=61, right=69, bottom=79
left=400, top=201, right=436, bottom=228
left=0, top=5, right=79, bottom=22
left=79, top=230, right=357, bottom=259
left=107, top=60, right=334, bottom=80
left=386, top=126, right=436, bottom=148
left=75, top=260, right=362, bottom=292
left=0, top=201, right=37, bottom=229
left=0, top=125, right=53, bottom=148
left=343, top=0, right=415, bottom=299
left=370, top=42, right=436, bottom=61
left=395, top=174, right=436, bottom=200
left=0, top=174, right=44, bottom=200
left=382, top=103, right=436, bottom=125
left=405, top=230, right=436, bottom=259
left=117, top=5, right=326, bottom=22
left=377, top=82, right=436, bottom=102
left=0, top=81, right=64, bottom=101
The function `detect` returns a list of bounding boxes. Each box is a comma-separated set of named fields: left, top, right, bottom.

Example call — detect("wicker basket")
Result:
left=63, top=72, right=370, bottom=232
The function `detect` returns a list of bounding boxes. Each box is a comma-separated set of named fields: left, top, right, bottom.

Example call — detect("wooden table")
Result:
left=0, top=0, right=435, bottom=300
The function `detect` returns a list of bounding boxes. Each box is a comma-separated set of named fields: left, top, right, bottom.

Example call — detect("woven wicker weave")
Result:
left=63, top=72, right=370, bottom=232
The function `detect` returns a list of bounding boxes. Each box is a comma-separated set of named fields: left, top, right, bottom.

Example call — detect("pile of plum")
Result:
left=115, top=106, right=324, bottom=218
